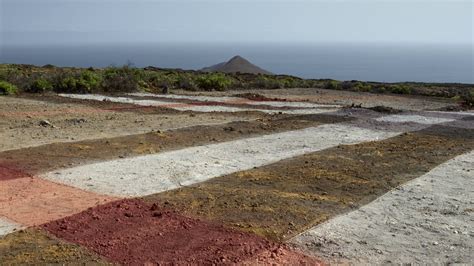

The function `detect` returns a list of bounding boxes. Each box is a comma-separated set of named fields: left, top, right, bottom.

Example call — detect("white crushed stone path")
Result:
left=291, top=151, right=474, bottom=265
left=58, top=94, right=340, bottom=115
left=129, top=92, right=341, bottom=109
left=376, top=114, right=455, bottom=125
left=0, top=217, right=22, bottom=237
left=41, top=124, right=401, bottom=197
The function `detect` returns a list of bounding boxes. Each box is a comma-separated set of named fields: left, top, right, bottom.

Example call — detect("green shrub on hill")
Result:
left=461, top=89, right=474, bottom=107
left=56, top=70, right=101, bottom=93
left=102, top=66, right=141, bottom=92
left=250, top=76, right=283, bottom=89
left=0, top=80, right=18, bottom=95
left=390, top=84, right=412, bottom=94
left=323, top=80, right=341, bottom=90
left=30, top=78, right=54, bottom=93
left=196, top=73, right=233, bottom=91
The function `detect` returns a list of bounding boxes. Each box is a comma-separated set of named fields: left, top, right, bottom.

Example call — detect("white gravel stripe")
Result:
left=376, top=114, right=455, bottom=125
left=0, top=217, right=22, bottom=237
left=58, top=94, right=339, bottom=115
left=428, top=111, right=474, bottom=117
left=129, top=92, right=341, bottom=108
left=291, top=151, right=474, bottom=265
left=41, top=124, right=401, bottom=197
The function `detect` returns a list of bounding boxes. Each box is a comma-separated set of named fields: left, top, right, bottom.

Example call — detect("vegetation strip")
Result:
left=42, top=199, right=321, bottom=265
left=0, top=114, right=349, bottom=176
left=0, top=229, right=109, bottom=264
left=291, top=150, right=474, bottom=264
left=41, top=124, right=400, bottom=197
left=58, top=94, right=340, bottom=114
left=143, top=126, right=474, bottom=241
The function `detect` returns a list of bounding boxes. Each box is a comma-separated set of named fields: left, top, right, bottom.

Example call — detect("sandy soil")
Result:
left=1, top=114, right=350, bottom=175
left=171, top=88, right=458, bottom=111
left=41, top=123, right=400, bottom=197
left=146, top=126, right=474, bottom=241
left=292, top=151, right=474, bottom=264
left=42, top=199, right=321, bottom=265
left=0, top=92, right=472, bottom=264
left=0, top=96, right=260, bottom=151
left=0, top=229, right=109, bottom=264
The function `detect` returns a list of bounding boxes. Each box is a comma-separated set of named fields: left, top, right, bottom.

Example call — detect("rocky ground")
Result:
left=0, top=89, right=472, bottom=264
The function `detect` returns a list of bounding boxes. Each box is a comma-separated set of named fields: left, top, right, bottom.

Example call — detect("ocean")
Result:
left=1, top=43, right=472, bottom=83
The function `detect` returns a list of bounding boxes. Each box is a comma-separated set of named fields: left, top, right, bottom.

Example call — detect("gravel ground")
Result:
left=59, top=94, right=341, bottom=115
left=0, top=97, right=255, bottom=151
left=41, top=124, right=400, bottom=197
left=171, top=88, right=457, bottom=111
left=129, top=92, right=341, bottom=108
left=291, top=151, right=474, bottom=264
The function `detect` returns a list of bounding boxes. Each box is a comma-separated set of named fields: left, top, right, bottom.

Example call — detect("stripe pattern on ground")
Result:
left=291, top=150, right=474, bottom=264
left=41, top=124, right=401, bottom=197
left=58, top=94, right=340, bottom=115
left=42, top=199, right=321, bottom=265
left=1, top=114, right=350, bottom=176
left=129, top=92, right=341, bottom=108
left=144, top=126, right=474, bottom=241
left=375, top=114, right=454, bottom=124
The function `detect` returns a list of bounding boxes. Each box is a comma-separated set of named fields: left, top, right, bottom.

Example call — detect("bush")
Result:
left=102, top=66, right=142, bottom=92
left=30, top=78, right=53, bottom=93
left=251, top=76, right=283, bottom=89
left=353, top=82, right=372, bottom=92
left=461, top=89, right=474, bottom=107
left=0, top=80, right=18, bottom=95
left=390, top=84, right=412, bottom=95
left=323, top=80, right=341, bottom=90
left=176, top=75, right=197, bottom=91
left=56, top=70, right=101, bottom=93
left=196, top=73, right=232, bottom=91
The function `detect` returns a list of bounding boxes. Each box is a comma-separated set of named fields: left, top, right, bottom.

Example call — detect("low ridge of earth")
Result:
left=1, top=88, right=472, bottom=264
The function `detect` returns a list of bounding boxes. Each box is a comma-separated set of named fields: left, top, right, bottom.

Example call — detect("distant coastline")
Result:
left=1, top=43, right=472, bottom=84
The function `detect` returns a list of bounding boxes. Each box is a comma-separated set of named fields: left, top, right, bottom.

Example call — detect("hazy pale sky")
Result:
left=1, top=0, right=473, bottom=45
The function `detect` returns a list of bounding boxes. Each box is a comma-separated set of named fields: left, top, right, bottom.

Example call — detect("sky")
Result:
left=0, top=0, right=473, bottom=45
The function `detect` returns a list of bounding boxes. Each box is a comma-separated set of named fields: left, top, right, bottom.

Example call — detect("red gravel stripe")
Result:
left=0, top=162, right=32, bottom=181
left=42, top=199, right=321, bottom=265
left=0, top=176, right=117, bottom=226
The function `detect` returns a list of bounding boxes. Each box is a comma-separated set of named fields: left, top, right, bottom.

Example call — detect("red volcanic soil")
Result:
left=0, top=162, right=31, bottom=181
left=42, top=199, right=320, bottom=265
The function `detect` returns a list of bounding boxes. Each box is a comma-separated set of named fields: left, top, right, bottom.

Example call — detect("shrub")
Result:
left=461, top=89, right=474, bottom=107
left=251, top=76, right=283, bottom=89
left=323, top=80, right=341, bottom=90
left=176, top=75, right=197, bottom=91
left=390, top=84, right=412, bottom=95
left=196, top=73, right=232, bottom=91
left=0, top=80, right=18, bottom=95
left=353, top=82, right=372, bottom=92
left=102, top=66, right=142, bottom=92
left=56, top=70, right=101, bottom=93
left=30, top=78, right=53, bottom=93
